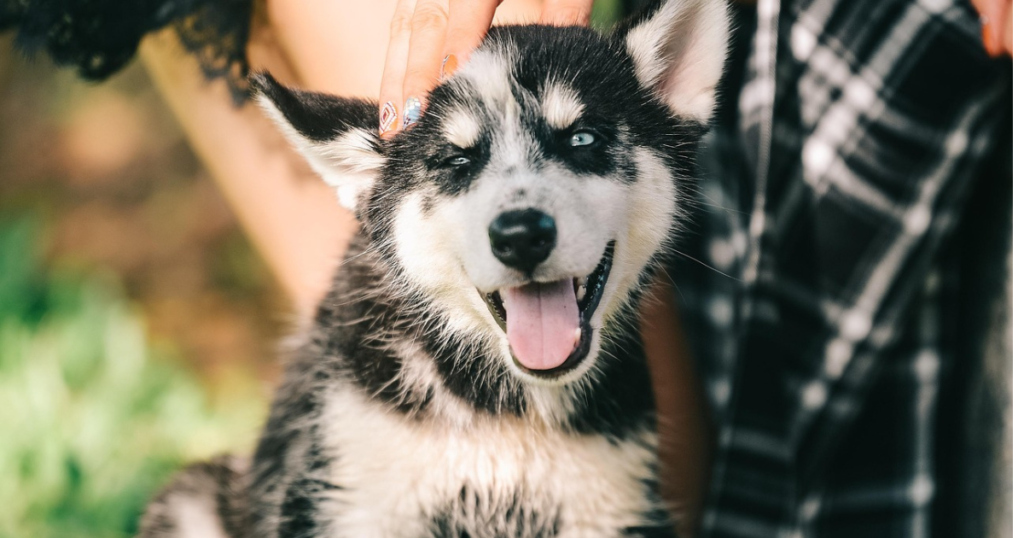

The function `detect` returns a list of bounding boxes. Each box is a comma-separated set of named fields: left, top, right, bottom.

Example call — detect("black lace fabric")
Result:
left=0, top=0, right=254, bottom=103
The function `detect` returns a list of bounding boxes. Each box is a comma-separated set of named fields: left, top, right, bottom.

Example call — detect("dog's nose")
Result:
left=489, top=209, right=557, bottom=273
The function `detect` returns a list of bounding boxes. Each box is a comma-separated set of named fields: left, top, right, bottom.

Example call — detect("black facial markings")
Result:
left=425, top=141, right=491, bottom=196
left=386, top=83, right=494, bottom=197
left=501, top=24, right=707, bottom=187
left=539, top=123, right=619, bottom=177
left=498, top=71, right=622, bottom=178
left=251, top=72, right=379, bottom=143
left=502, top=25, right=655, bottom=181
left=374, top=23, right=708, bottom=199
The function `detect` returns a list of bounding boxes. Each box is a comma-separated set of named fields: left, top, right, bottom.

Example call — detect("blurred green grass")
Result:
left=0, top=218, right=266, bottom=538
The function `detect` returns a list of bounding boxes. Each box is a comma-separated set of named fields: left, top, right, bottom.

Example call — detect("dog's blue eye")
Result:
left=569, top=131, right=596, bottom=147
left=446, top=156, right=471, bottom=166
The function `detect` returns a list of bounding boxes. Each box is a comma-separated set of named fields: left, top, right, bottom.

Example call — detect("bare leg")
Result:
left=642, top=273, right=715, bottom=536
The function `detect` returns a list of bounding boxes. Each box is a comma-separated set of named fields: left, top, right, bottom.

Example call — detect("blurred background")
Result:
left=1, top=0, right=1008, bottom=535
left=0, top=35, right=282, bottom=538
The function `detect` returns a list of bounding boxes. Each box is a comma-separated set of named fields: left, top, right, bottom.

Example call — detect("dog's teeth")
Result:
left=573, top=327, right=582, bottom=346
left=576, top=284, right=586, bottom=302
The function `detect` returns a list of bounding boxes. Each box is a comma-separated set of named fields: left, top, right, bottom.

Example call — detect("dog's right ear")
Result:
left=617, top=0, right=730, bottom=124
left=251, top=73, right=384, bottom=211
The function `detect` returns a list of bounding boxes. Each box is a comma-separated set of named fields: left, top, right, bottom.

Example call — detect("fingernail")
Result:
left=402, top=97, right=422, bottom=129
left=380, top=101, right=398, bottom=136
left=441, top=54, right=459, bottom=79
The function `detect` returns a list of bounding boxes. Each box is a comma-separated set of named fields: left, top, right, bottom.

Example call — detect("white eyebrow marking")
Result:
left=442, top=108, right=481, bottom=148
left=542, top=83, right=585, bottom=130
left=461, top=50, right=515, bottom=106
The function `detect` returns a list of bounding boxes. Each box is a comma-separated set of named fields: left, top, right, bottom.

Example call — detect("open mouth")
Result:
left=483, top=241, right=615, bottom=378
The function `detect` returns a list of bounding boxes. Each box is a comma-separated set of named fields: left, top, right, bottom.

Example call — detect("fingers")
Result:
left=401, top=0, right=451, bottom=129
left=540, top=0, right=592, bottom=26
left=380, top=0, right=417, bottom=137
left=380, top=0, right=578, bottom=139
left=442, top=0, right=504, bottom=77
left=974, top=0, right=1013, bottom=57
left=383, top=0, right=503, bottom=137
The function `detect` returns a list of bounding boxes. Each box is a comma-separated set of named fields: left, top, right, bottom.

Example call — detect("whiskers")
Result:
left=661, top=245, right=741, bottom=283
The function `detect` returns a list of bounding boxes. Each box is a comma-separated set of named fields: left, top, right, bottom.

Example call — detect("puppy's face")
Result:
left=256, top=0, right=729, bottom=386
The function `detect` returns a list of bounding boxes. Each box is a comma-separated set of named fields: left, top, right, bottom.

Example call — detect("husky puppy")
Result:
left=138, top=1, right=729, bottom=536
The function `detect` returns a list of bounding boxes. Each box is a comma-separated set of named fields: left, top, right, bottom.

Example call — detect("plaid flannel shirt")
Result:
left=668, top=0, right=1012, bottom=536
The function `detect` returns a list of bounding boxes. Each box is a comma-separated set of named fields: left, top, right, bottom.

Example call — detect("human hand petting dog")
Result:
left=972, top=0, right=1013, bottom=57
left=378, top=0, right=593, bottom=137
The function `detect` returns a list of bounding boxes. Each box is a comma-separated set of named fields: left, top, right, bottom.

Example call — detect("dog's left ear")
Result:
left=251, top=73, right=384, bottom=211
left=618, top=0, right=731, bottom=124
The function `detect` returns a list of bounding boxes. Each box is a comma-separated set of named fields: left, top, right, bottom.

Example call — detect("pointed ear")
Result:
left=618, top=0, right=731, bottom=124
left=251, top=73, right=384, bottom=211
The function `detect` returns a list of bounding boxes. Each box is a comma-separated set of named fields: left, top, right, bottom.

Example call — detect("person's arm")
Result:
left=140, top=36, right=354, bottom=317
left=138, top=0, right=388, bottom=315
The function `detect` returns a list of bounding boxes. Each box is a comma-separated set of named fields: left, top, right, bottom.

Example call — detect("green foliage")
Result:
left=591, top=0, right=625, bottom=30
left=0, top=218, right=266, bottom=538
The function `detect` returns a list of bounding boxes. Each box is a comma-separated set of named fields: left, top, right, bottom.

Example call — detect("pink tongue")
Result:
left=502, top=278, right=581, bottom=371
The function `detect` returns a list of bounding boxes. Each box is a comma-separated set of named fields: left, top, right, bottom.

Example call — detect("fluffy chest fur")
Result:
left=317, top=384, right=661, bottom=537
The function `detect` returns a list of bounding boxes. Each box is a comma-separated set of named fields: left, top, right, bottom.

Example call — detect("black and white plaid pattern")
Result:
left=669, top=0, right=1011, bottom=536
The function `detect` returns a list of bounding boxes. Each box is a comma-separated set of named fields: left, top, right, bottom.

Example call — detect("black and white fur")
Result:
left=138, top=1, right=729, bottom=536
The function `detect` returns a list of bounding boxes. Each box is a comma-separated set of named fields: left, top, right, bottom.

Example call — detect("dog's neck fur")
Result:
left=306, top=229, right=658, bottom=436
